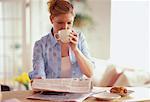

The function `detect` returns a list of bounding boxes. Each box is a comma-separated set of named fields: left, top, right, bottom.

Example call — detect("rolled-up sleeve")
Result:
left=29, top=41, right=46, bottom=79
left=79, top=33, right=95, bottom=68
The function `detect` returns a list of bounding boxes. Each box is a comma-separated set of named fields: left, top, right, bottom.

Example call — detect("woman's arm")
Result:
left=29, top=41, right=46, bottom=79
left=73, top=48, right=94, bottom=77
left=69, top=31, right=94, bottom=78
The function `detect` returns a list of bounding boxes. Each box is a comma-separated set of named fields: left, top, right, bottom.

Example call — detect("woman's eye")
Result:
left=57, top=22, right=72, bottom=25
left=68, top=22, right=72, bottom=24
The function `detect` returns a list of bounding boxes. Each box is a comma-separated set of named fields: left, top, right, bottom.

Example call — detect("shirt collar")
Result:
left=49, top=28, right=58, bottom=47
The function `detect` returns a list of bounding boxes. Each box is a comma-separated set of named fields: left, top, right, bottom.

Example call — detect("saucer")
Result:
left=92, top=91, right=121, bottom=100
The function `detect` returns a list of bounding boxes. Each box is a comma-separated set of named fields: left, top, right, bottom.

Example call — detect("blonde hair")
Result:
left=47, top=0, right=75, bottom=17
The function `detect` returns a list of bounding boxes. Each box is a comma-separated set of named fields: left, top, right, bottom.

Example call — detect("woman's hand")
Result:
left=69, top=30, right=78, bottom=51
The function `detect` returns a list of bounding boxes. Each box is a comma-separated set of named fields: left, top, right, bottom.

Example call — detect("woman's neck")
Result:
left=61, top=43, right=69, bottom=57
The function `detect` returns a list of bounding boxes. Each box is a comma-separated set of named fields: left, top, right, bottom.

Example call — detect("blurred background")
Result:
left=0, top=0, right=149, bottom=90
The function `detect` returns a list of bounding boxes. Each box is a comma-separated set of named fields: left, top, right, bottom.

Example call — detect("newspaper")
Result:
left=27, top=92, right=91, bottom=102
left=27, top=87, right=107, bottom=102
left=31, top=78, right=92, bottom=93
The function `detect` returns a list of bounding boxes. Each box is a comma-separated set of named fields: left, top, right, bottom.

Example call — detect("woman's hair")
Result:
left=47, top=0, right=75, bottom=17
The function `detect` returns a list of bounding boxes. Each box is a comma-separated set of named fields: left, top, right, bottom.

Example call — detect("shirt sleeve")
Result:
left=28, top=40, right=46, bottom=79
left=78, top=32, right=95, bottom=68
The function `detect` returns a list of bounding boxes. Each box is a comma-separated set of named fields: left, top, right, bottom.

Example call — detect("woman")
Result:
left=29, top=0, right=94, bottom=79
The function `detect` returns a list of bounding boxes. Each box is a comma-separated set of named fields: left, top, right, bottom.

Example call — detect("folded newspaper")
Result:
left=27, top=92, right=91, bottom=102
left=31, top=78, right=92, bottom=93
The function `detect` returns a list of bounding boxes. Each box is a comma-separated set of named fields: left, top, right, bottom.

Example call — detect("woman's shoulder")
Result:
left=34, top=33, right=50, bottom=45
left=36, top=33, right=50, bottom=43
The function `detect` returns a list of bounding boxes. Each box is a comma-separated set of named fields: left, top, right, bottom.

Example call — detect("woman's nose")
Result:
left=62, top=23, right=69, bottom=29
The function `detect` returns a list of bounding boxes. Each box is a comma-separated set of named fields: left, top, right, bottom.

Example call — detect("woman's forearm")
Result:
left=73, top=48, right=94, bottom=78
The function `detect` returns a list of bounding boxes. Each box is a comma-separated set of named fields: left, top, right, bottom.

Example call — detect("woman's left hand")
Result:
left=69, top=30, right=78, bottom=51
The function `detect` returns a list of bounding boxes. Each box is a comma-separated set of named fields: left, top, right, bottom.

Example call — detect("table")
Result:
left=1, top=87, right=150, bottom=102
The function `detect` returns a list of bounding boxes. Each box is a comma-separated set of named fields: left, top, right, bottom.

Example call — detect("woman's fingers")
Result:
left=69, top=33, right=78, bottom=42
left=70, top=30, right=78, bottom=42
left=69, top=30, right=78, bottom=51
left=70, top=37, right=77, bottom=44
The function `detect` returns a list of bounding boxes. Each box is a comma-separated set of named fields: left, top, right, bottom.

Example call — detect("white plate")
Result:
left=92, top=91, right=121, bottom=100
left=127, top=90, right=134, bottom=94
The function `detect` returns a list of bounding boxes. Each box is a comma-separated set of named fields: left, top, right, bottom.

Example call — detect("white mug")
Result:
left=55, top=29, right=71, bottom=43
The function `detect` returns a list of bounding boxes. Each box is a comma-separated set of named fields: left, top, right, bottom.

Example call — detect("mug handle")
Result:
left=54, top=33, right=60, bottom=41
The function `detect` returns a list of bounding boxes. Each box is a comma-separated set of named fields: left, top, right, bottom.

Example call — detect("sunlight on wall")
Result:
left=110, top=0, right=149, bottom=72
left=149, top=0, right=150, bottom=72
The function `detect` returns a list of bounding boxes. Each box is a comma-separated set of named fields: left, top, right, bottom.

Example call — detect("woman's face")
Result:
left=50, top=13, right=74, bottom=34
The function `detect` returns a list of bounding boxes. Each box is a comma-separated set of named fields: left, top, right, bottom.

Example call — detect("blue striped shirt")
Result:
left=29, top=30, right=93, bottom=79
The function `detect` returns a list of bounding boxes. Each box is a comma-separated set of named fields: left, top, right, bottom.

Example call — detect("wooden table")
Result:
left=1, top=87, right=150, bottom=102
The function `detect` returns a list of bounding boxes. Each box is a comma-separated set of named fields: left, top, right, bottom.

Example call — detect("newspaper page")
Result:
left=27, top=92, right=91, bottom=102
left=27, top=87, right=107, bottom=102
left=32, top=78, right=92, bottom=93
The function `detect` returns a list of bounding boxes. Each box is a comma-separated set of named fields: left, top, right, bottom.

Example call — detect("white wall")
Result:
left=86, top=0, right=111, bottom=59
left=0, top=2, right=3, bottom=78
left=110, top=0, right=149, bottom=71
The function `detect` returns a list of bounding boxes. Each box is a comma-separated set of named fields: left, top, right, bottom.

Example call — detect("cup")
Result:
left=55, top=29, right=71, bottom=43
